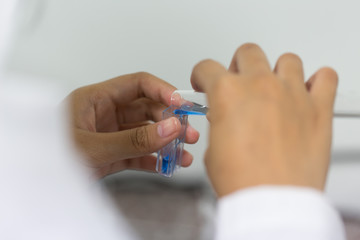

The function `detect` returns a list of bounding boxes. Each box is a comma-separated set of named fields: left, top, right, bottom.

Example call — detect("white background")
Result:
left=5, top=0, right=360, bottom=213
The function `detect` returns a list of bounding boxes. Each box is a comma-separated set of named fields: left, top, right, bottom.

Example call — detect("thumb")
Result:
left=78, top=117, right=182, bottom=166
left=124, top=117, right=182, bottom=156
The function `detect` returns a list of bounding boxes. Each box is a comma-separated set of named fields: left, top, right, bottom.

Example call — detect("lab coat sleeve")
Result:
left=215, top=186, right=346, bottom=240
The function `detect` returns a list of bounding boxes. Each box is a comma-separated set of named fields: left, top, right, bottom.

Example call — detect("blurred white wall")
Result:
left=5, top=0, right=360, bottom=212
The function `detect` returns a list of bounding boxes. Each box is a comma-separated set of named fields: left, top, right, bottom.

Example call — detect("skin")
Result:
left=191, top=43, right=338, bottom=197
left=65, top=72, right=199, bottom=178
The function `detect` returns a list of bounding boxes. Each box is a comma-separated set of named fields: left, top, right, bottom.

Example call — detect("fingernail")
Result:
left=157, top=117, right=177, bottom=138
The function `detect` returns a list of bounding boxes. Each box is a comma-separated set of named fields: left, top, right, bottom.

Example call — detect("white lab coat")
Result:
left=216, top=186, right=346, bottom=240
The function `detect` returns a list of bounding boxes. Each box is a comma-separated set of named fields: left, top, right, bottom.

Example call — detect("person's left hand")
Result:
left=65, top=72, right=199, bottom=178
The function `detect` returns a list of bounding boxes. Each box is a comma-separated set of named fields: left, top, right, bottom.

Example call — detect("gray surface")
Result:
left=104, top=173, right=360, bottom=240
left=103, top=173, right=216, bottom=240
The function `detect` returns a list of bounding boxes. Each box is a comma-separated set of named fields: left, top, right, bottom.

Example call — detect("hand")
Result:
left=65, top=72, right=199, bottom=178
left=191, top=43, right=338, bottom=197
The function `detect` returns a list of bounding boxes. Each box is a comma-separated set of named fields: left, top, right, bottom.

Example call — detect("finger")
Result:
left=99, top=72, right=176, bottom=106
left=78, top=117, right=183, bottom=166
left=191, top=59, right=228, bottom=93
left=118, top=121, right=152, bottom=131
left=178, top=150, right=194, bottom=167
left=229, top=43, right=271, bottom=75
left=274, top=53, right=305, bottom=88
left=307, top=67, right=338, bottom=116
left=94, top=98, right=165, bottom=133
left=128, top=150, right=193, bottom=169
left=94, top=155, right=157, bottom=178
left=185, top=124, right=200, bottom=144
left=95, top=151, right=194, bottom=178
left=119, top=121, right=199, bottom=144
left=116, top=98, right=166, bottom=124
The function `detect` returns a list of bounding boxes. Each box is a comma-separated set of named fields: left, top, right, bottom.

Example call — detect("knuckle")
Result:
left=198, top=58, right=216, bottom=65
left=193, top=59, right=216, bottom=73
left=236, top=43, right=261, bottom=55
left=318, top=67, right=339, bottom=85
left=238, top=42, right=260, bottom=51
left=278, top=52, right=302, bottom=64
left=69, top=85, right=101, bottom=106
left=136, top=71, right=151, bottom=78
left=90, top=88, right=105, bottom=103
left=69, top=86, right=87, bottom=98
left=135, top=71, right=153, bottom=82
left=191, top=59, right=220, bottom=91
left=130, top=127, right=151, bottom=153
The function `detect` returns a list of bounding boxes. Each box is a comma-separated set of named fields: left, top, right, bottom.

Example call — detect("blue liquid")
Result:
left=173, top=109, right=206, bottom=115
left=172, top=101, right=208, bottom=116
left=161, top=155, right=170, bottom=174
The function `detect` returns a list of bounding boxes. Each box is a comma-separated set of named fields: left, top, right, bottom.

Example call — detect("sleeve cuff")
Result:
left=215, top=186, right=346, bottom=240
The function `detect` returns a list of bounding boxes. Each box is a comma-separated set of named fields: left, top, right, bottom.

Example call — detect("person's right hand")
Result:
left=191, top=43, right=338, bottom=197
